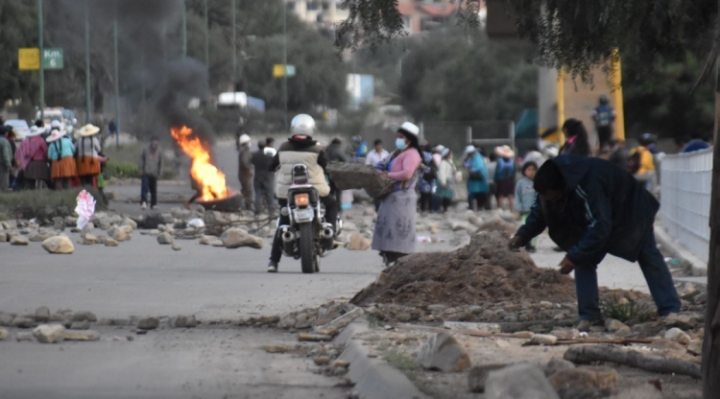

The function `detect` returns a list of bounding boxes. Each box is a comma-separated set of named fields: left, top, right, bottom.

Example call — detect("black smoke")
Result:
left=53, top=0, right=215, bottom=144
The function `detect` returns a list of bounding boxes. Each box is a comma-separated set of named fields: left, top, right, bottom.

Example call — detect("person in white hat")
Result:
left=237, top=133, right=255, bottom=212
left=46, top=127, right=77, bottom=189
left=15, top=126, right=50, bottom=189
left=372, top=122, right=423, bottom=266
left=267, top=114, right=337, bottom=272
left=75, top=124, right=103, bottom=187
left=493, top=145, right=516, bottom=210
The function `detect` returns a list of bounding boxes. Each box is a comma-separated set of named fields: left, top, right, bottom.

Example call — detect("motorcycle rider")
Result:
left=267, top=114, right=339, bottom=273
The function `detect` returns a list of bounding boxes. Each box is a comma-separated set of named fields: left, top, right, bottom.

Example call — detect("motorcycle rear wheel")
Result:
left=299, top=223, right=317, bottom=274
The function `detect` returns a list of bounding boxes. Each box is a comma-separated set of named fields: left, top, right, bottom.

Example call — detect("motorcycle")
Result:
left=278, top=164, right=342, bottom=273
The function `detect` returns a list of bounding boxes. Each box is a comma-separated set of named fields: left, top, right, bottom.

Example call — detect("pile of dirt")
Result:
left=352, top=231, right=578, bottom=307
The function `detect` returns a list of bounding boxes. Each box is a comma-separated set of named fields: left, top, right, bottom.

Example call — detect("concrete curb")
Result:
left=654, top=226, right=707, bottom=277
left=335, top=320, right=431, bottom=399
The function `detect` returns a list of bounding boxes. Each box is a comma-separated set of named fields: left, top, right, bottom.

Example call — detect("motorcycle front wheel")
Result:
left=299, top=223, right=317, bottom=274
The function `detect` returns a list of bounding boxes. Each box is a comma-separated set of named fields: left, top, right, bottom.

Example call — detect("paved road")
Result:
left=0, top=326, right=349, bottom=399
left=0, top=231, right=381, bottom=320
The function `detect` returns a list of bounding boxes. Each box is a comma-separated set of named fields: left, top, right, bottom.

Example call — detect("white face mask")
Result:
left=395, top=138, right=408, bottom=151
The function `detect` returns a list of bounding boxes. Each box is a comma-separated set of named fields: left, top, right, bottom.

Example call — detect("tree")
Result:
left=244, top=27, right=347, bottom=112
left=0, top=1, right=41, bottom=111
left=353, top=29, right=536, bottom=123
left=623, top=50, right=716, bottom=139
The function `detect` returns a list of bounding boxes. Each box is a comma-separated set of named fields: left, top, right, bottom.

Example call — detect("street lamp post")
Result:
left=182, top=0, right=187, bottom=57
left=38, top=0, right=44, bottom=121
left=204, top=0, right=209, bottom=67
left=283, top=0, right=288, bottom=127
left=85, top=0, right=92, bottom=124
left=114, top=11, right=120, bottom=148
left=232, top=0, right=237, bottom=85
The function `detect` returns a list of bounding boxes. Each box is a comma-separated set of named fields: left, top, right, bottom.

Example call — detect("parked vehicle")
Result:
left=3, top=119, right=30, bottom=141
left=36, top=109, right=66, bottom=129
left=278, top=164, right=341, bottom=273
left=62, top=109, right=78, bottom=128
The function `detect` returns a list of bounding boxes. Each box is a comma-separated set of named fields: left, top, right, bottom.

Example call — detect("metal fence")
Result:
left=660, top=148, right=712, bottom=262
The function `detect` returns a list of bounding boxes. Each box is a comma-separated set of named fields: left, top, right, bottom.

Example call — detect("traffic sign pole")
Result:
left=85, top=0, right=92, bottom=124
left=38, top=0, right=44, bottom=121
left=283, top=1, right=288, bottom=127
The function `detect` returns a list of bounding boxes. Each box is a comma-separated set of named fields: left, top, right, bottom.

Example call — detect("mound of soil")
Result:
left=352, top=231, right=577, bottom=307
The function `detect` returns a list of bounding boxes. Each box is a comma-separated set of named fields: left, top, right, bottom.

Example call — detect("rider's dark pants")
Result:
left=270, top=195, right=338, bottom=264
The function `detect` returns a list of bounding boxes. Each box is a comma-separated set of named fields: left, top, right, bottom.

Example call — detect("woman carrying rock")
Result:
left=372, top=122, right=423, bottom=266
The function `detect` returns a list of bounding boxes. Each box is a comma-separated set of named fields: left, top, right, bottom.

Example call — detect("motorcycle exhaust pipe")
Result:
left=282, top=230, right=295, bottom=243
left=321, top=226, right=334, bottom=239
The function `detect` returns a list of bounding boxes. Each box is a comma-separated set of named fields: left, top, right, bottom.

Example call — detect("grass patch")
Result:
left=383, top=350, right=421, bottom=382
left=600, top=294, right=654, bottom=323
left=0, top=188, right=107, bottom=222
left=104, top=143, right=176, bottom=179
left=105, top=160, right=141, bottom=179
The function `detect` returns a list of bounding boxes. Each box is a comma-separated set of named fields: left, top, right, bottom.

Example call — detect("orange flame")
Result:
left=170, top=126, right=228, bottom=202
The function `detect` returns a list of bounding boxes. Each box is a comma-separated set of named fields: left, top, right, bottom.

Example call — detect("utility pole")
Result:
left=610, top=48, right=625, bottom=142
left=556, top=68, right=565, bottom=145
left=85, top=0, right=92, bottom=124
left=181, top=0, right=187, bottom=57
left=38, top=0, right=44, bottom=120
left=114, top=10, right=120, bottom=148
left=283, top=0, right=288, bottom=127
left=231, top=0, right=237, bottom=85
left=703, top=38, right=720, bottom=398
left=204, top=0, right=209, bottom=67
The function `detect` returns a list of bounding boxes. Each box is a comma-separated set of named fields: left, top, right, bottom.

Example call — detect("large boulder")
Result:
left=42, top=236, right=75, bottom=254
left=549, top=367, right=619, bottom=397
left=32, top=324, right=66, bottom=344
left=221, top=228, right=263, bottom=249
left=345, top=233, right=371, bottom=251
left=417, top=332, right=472, bottom=372
left=485, top=363, right=560, bottom=399
left=468, top=364, right=509, bottom=393
left=10, top=235, right=29, bottom=245
left=157, top=232, right=174, bottom=245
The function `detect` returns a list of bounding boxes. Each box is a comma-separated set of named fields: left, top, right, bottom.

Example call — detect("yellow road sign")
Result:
left=19, top=48, right=40, bottom=71
left=273, top=64, right=285, bottom=78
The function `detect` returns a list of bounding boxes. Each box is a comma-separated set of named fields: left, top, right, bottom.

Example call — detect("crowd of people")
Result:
left=0, top=117, right=107, bottom=199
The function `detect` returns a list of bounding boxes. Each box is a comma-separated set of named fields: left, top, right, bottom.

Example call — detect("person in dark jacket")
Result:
left=510, top=156, right=681, bottom=330
left=325, top=138, right=347, bottom=211
left=559, top=119, right=591, bottom=157
left=251, top=139, right=277, bottom=215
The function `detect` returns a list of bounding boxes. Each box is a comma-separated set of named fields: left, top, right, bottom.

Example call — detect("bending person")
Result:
left=510, top=156, right=681, bottom=331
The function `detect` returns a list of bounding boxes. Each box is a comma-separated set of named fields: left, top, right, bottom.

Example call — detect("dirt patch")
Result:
left=353, top=231, right=578, bottom=307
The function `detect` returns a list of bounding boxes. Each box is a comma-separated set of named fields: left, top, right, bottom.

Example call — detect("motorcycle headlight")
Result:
left=294, top=193, right=309, bottom=207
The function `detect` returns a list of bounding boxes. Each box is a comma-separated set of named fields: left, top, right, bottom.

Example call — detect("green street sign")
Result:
left=42, top=48, right=63, bottom=69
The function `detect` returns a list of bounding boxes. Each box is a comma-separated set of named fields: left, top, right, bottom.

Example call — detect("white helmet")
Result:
left=239, top=134, right=251, bottom=145
left=290, top=114, right=316, bottom=136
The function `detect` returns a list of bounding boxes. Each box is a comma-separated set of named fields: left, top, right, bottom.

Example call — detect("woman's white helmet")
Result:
left=290, top=114, right=316, bottom=136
